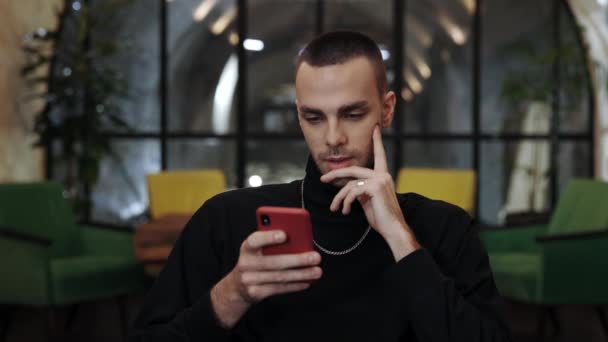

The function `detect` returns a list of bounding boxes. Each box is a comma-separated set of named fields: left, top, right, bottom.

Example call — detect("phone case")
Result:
left=256, top=206, right=314, bottom=255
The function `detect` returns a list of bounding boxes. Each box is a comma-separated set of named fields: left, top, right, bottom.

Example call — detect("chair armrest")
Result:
left=540, top=233, right=608, bottom=303
left=0, top=225, right=51, bottom=246
left=132, top=216, right=187, bottom=265
left=536, top=228, right=608, bottom=243
left=479, top=224, right=547, bottom=253
left=504, top=211, right=551, bottom=226
left=79, top=225, right=135, bottom=258
left=0, top=232, right=51, bottom=304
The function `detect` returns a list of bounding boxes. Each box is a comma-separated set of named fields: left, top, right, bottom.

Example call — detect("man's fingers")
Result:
left=242, top=230, right=286, bottom=252
left=330, top=180, right=357, bottom=211
left=241, top=266, right=322, bottom=285
left=342, top=185, right=367, bottom=215
left=245, top=283, right=311, bottom=302
left=373, top=125, right=388, bottom=173
left=255, top=251, right=321, bottom=271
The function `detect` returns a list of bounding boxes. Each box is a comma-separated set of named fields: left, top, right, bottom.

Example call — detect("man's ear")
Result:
left=381, top=91, right=396, bottom=128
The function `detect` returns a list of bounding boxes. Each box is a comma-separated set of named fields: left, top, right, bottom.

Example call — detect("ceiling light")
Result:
left=380, top=47, right=391, bottom=61
left=211, top=6, right=236, bottom=35
left=401, top=88, right=414, bottom=102
left=193, top=0, right=216, bottom=22
left=438, top=14, right=468, bottom=45
left=244, top=38, right=264, bottom=51
left=461, top=0, right=475, bottom=14
left=228, top=31, right=239, bottom=46
left=249, top=175, right=263, bottom=187
left=404, top=70, right=423, bottom=94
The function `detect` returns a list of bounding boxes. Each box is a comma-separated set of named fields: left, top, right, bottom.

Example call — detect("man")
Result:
left=130, top=31, right=513, bottom=341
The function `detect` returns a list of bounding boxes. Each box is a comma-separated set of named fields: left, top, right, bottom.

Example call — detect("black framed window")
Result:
left=49, top=0, right=594, bottom=226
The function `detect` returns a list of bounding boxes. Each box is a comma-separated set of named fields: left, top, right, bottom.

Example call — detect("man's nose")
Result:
left=326, top=121, right=347, bottom=147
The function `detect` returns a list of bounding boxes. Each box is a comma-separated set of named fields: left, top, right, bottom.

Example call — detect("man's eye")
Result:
left=345, top=113, right=364, bottom=120
left=306, top=116, right=321, bottom=123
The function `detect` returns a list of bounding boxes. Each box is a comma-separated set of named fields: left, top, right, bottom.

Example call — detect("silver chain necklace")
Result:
left=300, top=179, right=372, bottom=256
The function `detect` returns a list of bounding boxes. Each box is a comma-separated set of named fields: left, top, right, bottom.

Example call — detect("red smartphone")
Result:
left=256, top=206, right=314, bottom=255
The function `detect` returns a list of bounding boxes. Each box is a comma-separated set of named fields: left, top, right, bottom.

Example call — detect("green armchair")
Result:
left=0, top=182, right=145, bottom=339
left=479, top=178, right=608, bottom=337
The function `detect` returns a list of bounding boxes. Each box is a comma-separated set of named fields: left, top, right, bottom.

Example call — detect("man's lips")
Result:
left=325, top=157, right=353, bottom=170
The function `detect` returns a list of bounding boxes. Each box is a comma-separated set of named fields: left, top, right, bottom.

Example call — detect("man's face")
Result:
left=295, top=57, right=395, bottom=187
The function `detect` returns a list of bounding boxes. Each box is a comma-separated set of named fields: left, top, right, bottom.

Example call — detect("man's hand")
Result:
left=320, top=125, right=421, bottom=261
left=211, top=230, right=322, bottom=329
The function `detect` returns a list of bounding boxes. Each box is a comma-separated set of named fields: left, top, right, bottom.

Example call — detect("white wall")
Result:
left=0, top=0, right=63, bottom=182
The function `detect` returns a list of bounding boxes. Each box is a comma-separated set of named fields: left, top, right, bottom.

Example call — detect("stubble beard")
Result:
left=315, top=145, right=374, bottom=188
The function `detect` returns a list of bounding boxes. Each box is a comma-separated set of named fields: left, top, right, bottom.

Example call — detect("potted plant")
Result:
left=22, top=0, right=135, bottom=220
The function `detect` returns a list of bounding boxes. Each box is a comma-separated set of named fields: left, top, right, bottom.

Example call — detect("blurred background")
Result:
left=1, top=0, right=608, bottom=341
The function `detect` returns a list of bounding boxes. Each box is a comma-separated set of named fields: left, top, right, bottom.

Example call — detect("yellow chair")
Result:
left=147, top=169, right=225, bottom=219
left=396, top=168, right=476, bottom=214
left=134, top=169, right=225, bottom=276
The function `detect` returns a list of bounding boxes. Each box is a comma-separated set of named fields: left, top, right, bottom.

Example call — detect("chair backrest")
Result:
left=547, top=178, right=608, bottom=235
left=396, top=168, right=476, bottom=214
left=0, top=182, right=80, bottom=257
left=147, top=169, right=225, bottom=219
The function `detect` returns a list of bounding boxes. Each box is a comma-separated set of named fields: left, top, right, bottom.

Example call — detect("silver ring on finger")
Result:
left=356, top=180, right=366, bottom=187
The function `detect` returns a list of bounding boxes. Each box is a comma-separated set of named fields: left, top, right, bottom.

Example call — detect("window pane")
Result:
left=167, top=139, right=238, bottom=188
left=481, top=1, right=553, bottom=134
left=402, top=141, right=472, bottom=169
left=325, top=0, right=394, bottom=76
left=246, top=140, right=308, bottom=187
left=402, top=1, right=473, bottom=133
left=558, top=141, right=591, bottom=193
left=480, top=141, right=552, bottom=225
left=246, top=0, right=315, bottom=133
left=168, top=0, right=238, bottom=133
left=50, top=140, right=68, bottom=185
left=559, top=3, right=591, bottom=134
left=92, top=0, right=161, bottom=132
left=91, top=140, right=161, bottom=225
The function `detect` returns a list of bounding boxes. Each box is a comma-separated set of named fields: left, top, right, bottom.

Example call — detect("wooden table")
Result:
left=133, top=213, right=192, bottom=276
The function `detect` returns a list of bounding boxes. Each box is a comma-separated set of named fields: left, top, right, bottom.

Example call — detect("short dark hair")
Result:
left=295, top=31, right=388, bottom=97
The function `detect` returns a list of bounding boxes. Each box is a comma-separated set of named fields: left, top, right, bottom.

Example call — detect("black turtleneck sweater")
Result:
left=130, top=158, right=513, bottom=341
